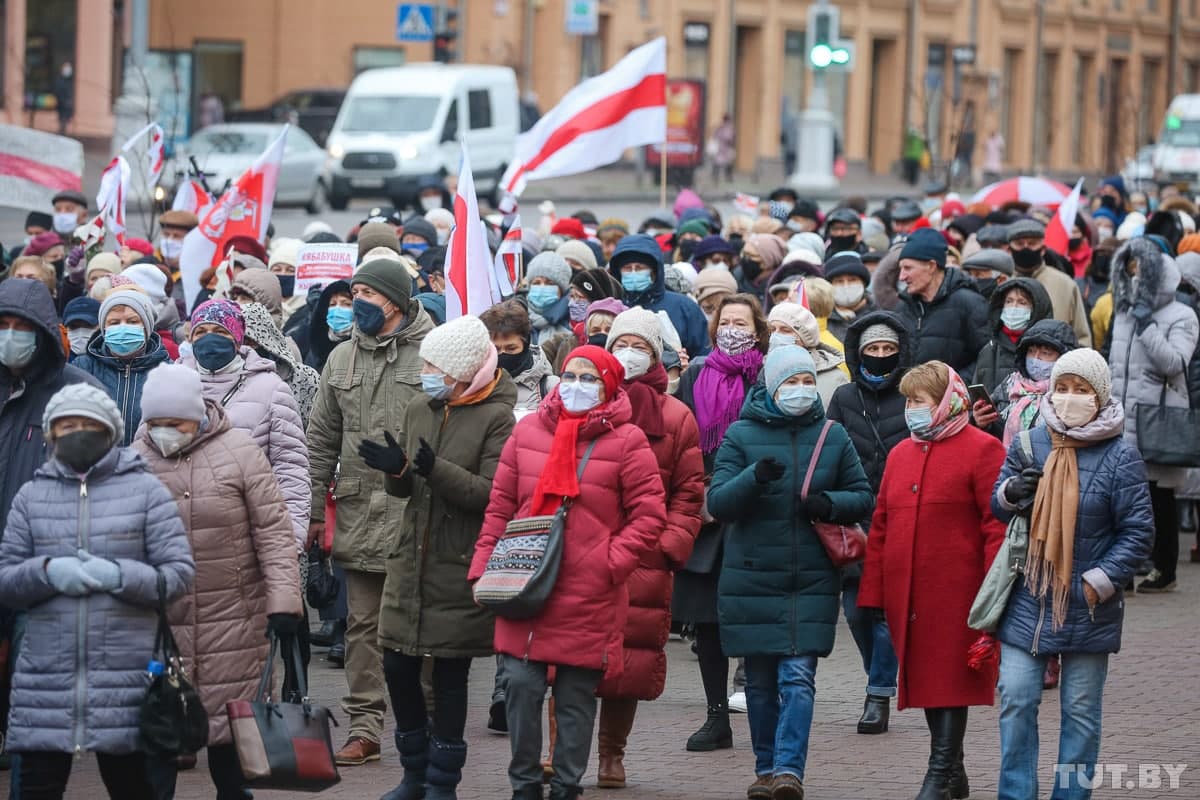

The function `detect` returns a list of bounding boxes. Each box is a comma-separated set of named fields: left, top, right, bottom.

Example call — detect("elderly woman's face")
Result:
left=51, top=416, right=106, bottom=439
left=562, top=357, right=606, bottom=403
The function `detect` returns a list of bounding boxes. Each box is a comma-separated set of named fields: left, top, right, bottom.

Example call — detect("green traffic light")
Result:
left=831, top=48, right=850, bottom=65
left=810, top=44, right=833, bottom=68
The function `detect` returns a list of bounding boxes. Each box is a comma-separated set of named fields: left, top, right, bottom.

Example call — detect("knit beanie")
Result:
left=823, top=251, right=871, bottom=284
left=141, top=363, right=206, bottom=424
left=678, top=219, right=710, bottom=239
left=551, top=217, right=586, bottom=240
left=43, top=383, right=124, bottom=446
left=122, top=263, right=168, bottom=304
left=525, top=252, right=572, bottom=292
left=1051, top=348, right=1112, bottom=407
left=190, top=299, right=246, bottom=346
left=586, top=298, right=628, bottom=322
left=352, top=257, right=413, bottom=309
left=692, top=235, right=735, bottom=262
left=402, top=217, right=438, bottom=248
left=749, top=233, right=789, bottom=272
left=557, top=240, right=598, bottom=271
left=693, top=268, right=738, bottom=301
left=768, top=302, right=820, bottom=348
left=99, top=289, right=157, bottom=338
left=356, top=221, right=402, bottom=263
left=859, top=323, right=901, bottom=352
left=788, top=232, right=826, bottom=263
left=606, top=307, right=664, bottom=360
left=302, top=221, right=334, bottom=241
left=86, top=252, right=121, bottom=282
left=424, top=208, right=455, bottom=231
left=570, top=269, right=617, bottom=302
left=899, top=228, right=947, bottom=268
left=63, top=297, right=101, bottom=327
left=764, top=344, right=817, bottom=397
left=268, top=237, right=302, bottom=267
left=419, top=315, right=494, bottom=382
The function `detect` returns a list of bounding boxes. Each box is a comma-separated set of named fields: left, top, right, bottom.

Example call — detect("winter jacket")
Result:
left=1172, top=252, right=1200, bottom=408
left=827, top=297, right=878, bottom=343
left=992, top=424, right=1153, bottom=656
left=73, top=332, right=171, bottom=446
left=0, top=279, right=100, bottom=531
left=867, top=245, right=903, bottom=312
left=308, top=303, right=435, bottom=572
left=469, top=390, right=666, bottom=672
left=895, top=266, right=990, bottom=380
left=182, top=348, right=310, bottom=549
left=811, top=345, right=850, bottom=405
left=133, top=402, right=301, bottom=744
left=301, top=280, right=350, bottom=372
left=1018, top=262, right=1093, bottom=347
left=598, top=390, right=704, bottom=700
left=379, top=372, right=517, bottom=658
left=608, top=235, right=711, bottom=357
left=973, top=278, right=1054, bottom=394
left=709, top=388, right=873, bottom=658
left=858, top=424, right=1006, bottom=709
left=0, top=447, right=194, bottom=754
left=511, top=347, right=560, bottom=413
left=991, top=319, right=1078, bottom=422
left=1109, top=239, right=1200, bottom=488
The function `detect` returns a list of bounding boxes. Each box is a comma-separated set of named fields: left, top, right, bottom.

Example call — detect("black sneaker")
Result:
left=1137, top=572, right=1177, bottom=593
left=686, top=705, right=733, bottom=751
left=487, top=700, right=509, bottom=735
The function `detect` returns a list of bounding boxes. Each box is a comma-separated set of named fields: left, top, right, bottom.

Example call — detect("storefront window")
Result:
left=24, top=0, right=76, bottom=111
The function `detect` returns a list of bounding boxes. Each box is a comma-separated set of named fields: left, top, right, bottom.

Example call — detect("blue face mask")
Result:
left=103, top=324, right=146, bottom=357
left=404, top=242, right=429, bottom=256
left=326, top=305, right=354, bottom=333
left=768, top=332, right=796, bottom=352
left=421, top=371, right=453, bottom=400
left=1025, top=355, right=1055, bottom=382
left=191, top=333, right=238, bottom=372
left=0, top=329, right=38, bottom=369
left=905, top=406, right=934, bottom=436
left=527, top=285, right=560, bottom=310
left=353, top=298, right=388, bottom=335
left=621, top=269, right=653, bottom=294
left=1000, top=306, right=1032, bottom=331
left=775, top=384, right=819, bottom=416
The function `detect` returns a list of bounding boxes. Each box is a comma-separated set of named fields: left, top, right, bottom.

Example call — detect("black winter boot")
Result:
left=685, top=704, right=733, bottom=751
left=914, top=708, right=966, bottom=800
left=949, top=743, right=970, bottom=799
left=857, top=695, right=891, bottom=734
left=425, top=737, right=468, bottom=800
left=381, top=727, right=429, bottom=800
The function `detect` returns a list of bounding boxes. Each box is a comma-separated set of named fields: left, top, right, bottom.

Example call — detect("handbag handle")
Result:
left=254, top=632, right=309, bottom=703
left=800, top=420, right=835, bottom=501
left=152, top=571, right=183, bottom=668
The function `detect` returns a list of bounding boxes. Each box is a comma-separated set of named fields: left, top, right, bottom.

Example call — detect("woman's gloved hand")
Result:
left=77, top=549, right=122, bottom=591
left=45, top=556, right=102, bottom=596
left=754, top=457, right=786, bottom=484
left=357, top=431, right=407, bottom=474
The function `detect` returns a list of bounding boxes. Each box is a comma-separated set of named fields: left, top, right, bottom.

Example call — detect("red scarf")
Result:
left=625, top=363, right=668, bottom=439
left=531, top=410, right=589, bottom=516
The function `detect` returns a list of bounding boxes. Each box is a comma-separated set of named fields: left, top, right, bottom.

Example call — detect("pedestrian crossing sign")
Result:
left=396, top=3, right=435, bottom=42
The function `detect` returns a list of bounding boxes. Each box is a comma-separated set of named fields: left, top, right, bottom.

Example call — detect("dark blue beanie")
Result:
left=898, top=228, right=947, bottom=268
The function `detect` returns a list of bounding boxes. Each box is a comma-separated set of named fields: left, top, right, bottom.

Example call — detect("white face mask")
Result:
left=1050, top=392, right=1099, bottom=428
left=702, top=260, right=730, bottom=272
left=67, top=327, right=95, bottom=355
left=149, top=425, right=196, bottom=457
left=160, top=237, right=184, bottom=260
left=52, top=212, right=78, bottom=235
left=420, top=195, right=443, bottom=212
left=768, top=332, right=797, bottom=352
left=436, top=229, right=449, bottom=246
left=613, top=348, right=652, bottom=380
left=833, top=283, right=865, bottom=308
left=559, top=380, right=601, bottom=413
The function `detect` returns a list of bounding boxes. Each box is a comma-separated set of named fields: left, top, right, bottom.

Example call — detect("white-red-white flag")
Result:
left=0, top=124, right=84, bottom=211
left=122, top=122, right=166, bottom=187
left=494, top=213, right=523, bottom=288
left=445, top=145, right=503, bottom=320
left=1045, top=177, right=1084, bottom=257
left=499, top=37, right=666, bottom=201
left=788, top=279, right=810, bottom=310
left=179, top=125, right=288, bottom=308
left=172, top=178, right=213, bottom=218
left=96, top=156, right=131, bottom=248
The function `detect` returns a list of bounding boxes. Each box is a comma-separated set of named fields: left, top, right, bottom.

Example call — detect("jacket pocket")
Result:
left=102, top=610, right=154, bottom=672
left=329, top=369, right=364, bottom=431
left=333, top=476, right=362, bottom=503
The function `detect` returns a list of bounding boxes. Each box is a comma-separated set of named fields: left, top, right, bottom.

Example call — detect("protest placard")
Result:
left=294, top=243, right=357, bottom=296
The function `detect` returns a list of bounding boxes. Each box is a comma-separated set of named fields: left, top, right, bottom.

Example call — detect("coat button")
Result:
left=910, top=613, right=917, bottom=621
left=922, top=445, right=929, bottom=453
left=911, top=484, right=919, bottom=493
left=183, top=491, right=191, bottom=499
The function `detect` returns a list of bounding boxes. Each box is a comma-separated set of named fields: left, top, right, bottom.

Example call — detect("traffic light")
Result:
left=807, top=4, right=852, bottom=70
left=434, top=31, right=456, bottom=63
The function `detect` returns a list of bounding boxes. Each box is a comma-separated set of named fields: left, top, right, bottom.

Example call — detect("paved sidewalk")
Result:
left=2, top=540, right=1196, bottom=799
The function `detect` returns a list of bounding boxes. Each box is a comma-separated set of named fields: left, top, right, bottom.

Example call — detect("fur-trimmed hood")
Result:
left=1112, top=237, right=1182, bottom=312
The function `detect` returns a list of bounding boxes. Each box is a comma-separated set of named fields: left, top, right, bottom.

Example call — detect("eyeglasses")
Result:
left=560, top=372, right=601, bottom=385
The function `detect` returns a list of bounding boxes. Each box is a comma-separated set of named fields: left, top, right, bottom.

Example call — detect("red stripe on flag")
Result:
left=447, top=193, right=470, bottom=315
left=506, top=73, right=666, bottom=192
left=0, top=153, right=82, bottom=191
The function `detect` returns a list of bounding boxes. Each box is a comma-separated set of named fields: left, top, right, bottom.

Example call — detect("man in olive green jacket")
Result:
left=306, top=255, right=434, bottom=765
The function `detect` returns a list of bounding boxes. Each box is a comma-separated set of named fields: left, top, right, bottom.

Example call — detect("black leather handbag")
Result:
left=138, top=573, right=209, bottom=756
left=305, top=543, right=341, bottom=610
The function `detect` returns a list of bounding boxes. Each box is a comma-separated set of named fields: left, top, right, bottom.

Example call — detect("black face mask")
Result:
left=1068, top=237, right=1083, bottom=250
left=739, top=257, right=762, bottom=281
left=587, top=332, right=608, bottom=348
left=50, top=258, right=66, bottom=276
left=828, top=234, right=858, bottom=254
left=1011, top=248, right=1043, bottom=271
left=1091, top=253, right=1111, bottom=283
left=1100, top=195, right=1119, bottom=210
left=859, top=352, right=901, bottom=379
left=728, top=234, right=745, bottom=255
left=277, top=274, right=295, bottom=297
left=974, top=277, right=999, bottom=299
left=677, top=239, right=697, bottom=261
left=55, top=430, right=111, bottom=473
left=497, top=347, right=534, bottom=377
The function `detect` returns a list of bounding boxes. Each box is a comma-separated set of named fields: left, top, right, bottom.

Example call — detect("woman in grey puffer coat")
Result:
left=1108, top=238, right=1199, bottom=593
left=0, top=383, right=194, bottom=798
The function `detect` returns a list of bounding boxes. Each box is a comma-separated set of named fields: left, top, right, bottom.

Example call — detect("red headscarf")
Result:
left=531, top=345, right=624, bottom=515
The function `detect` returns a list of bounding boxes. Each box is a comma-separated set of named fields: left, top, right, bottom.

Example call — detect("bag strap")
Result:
left=152, top=571, right=181, bottom=665
left=800, top=420, right=835, bottom=501
left=254, top=635, right=279, bottom=702
left=576, top=438, right=600, bottom=481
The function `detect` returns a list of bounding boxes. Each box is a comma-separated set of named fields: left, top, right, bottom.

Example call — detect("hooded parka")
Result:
left=973, top=278, right=1054, bottom=393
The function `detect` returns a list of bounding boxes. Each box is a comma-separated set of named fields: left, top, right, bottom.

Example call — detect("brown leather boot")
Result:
left=542, top=696, right=556, bottom=783
left=597, top=698, right=638, bottom=789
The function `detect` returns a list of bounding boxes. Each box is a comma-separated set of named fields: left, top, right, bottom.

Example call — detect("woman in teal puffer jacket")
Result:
left=708, top=345, right=873, bottom=800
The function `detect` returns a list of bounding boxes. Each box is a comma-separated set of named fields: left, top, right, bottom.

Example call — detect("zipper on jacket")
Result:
left=74, top=477, right=91, bottom=757
left=790, top=430, right=800, bottom=656
left=120, top=363, right=133, bottom=435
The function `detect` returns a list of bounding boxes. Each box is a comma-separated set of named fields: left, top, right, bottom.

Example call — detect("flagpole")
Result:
left=659, top=139, right=668, bottom=208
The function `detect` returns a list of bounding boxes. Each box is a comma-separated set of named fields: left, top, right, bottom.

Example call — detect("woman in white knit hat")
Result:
left=767, top=302, right=849, bottom=406
left=358, top=314, right=517, bottom=800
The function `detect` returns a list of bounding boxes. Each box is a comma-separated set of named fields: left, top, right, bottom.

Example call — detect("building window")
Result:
left=1147, top=0, right=1158, bottom=10
left=24, top=0, right=76, bottom=111
left=1072, top=53, right=1093, bottom=167
left=353, top=47, right=406, bottom=74
left=1140, top=59, right=1161, bottom=147
left=1036, top=51, right=1058, bottom=167
left=1001, top=49, right=1020, bottom=149
left=578, top=16, right=609, bottom=81
left=468, top=88, right=493, bottom=129
left=925, top=43, right=947, bottom=165
left=1186, top=61, right=1200, bottom=94
left=683, top=21, right=711, bottom=82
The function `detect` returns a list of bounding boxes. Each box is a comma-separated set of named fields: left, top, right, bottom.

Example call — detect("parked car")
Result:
left=1153, top=94, right=1200, bottom=189
left=167, top=123, right=328, bottom=214
left=227, top=88, right=345, bottom=147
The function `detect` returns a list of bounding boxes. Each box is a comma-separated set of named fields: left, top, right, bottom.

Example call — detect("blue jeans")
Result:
left=841, top=579, right=898, bottom=697
left=744, top=654, right=818, bottom=780
left=997, top=642, right=1109, bottom=800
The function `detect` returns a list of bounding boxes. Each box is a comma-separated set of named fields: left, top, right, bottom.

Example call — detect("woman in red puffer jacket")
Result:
left=470, top=345, right=666, bottom=800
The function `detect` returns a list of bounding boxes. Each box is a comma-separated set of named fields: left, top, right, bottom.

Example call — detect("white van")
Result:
left=1153, top=95, right=1200, bottom=188
left=324, top=63, right=518, bottom=210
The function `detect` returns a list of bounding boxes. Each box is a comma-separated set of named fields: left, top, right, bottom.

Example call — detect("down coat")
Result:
left=709, top=388, right=873, bottom=658
left=183, top=347, right=310, bottom=549
left=858, top=424, right=1006, bottom=710
left=469, top=389, right=667, bottom=673
left=378, top=373, right=517, bottom=658
left=597, top=390, right=704, bottom=700
left=133, top=402, right=301, bottom=744
left=1109, top=238, right=1200, bottom=488
left=894, top=266, right=990, bottom=380
left=0, top=447, right=194, bottom=754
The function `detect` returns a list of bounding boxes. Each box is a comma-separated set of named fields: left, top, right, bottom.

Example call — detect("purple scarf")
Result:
left=694, top=348, right=764, bottom=453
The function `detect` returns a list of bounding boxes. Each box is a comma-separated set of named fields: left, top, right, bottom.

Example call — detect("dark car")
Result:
left=228, top=88, right=345, bottom=146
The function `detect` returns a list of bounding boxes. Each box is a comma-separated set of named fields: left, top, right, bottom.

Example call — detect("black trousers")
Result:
left=384, top=650, right=471, bottom=741
left=693, top=622, right=729, bottom=708
left=1149, top=481, right=1180, bottom=580
left=16, top=751, right=174, bottom=800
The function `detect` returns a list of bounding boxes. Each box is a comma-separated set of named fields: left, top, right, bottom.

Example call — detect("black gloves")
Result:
left=1131, top=302, right=1155, bottom=334
left=1004, top=467, right=1043, bottom=506
left=754, top=458, right=786, bottom=484
left=802, top=493, right=834, bottom=522
left=358, top=431, right=407, bottom=474
left=413, top=437, right=436, bottom=477
left=266, top=613, right=301, bottom=638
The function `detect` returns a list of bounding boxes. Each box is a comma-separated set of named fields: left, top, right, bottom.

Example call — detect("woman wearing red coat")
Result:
left=858, top=360, right=1006, bottom=800
left=470, top=345, right=666, bottom=800
left=595, top=308, right=705, bottom=789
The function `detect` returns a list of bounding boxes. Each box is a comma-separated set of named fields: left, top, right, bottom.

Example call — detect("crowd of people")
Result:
left=0, top=172, right=1189, bottom=800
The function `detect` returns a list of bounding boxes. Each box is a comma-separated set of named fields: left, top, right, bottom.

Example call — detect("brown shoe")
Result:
left=334, top=736, right=381, bottom=766
left=597, top=751, right=626, bottom=789
left=747, top=775, right=773, bottom=799
left=596, top=698, right=636, bottom=789
left=770, top=773, right=804, bottom=800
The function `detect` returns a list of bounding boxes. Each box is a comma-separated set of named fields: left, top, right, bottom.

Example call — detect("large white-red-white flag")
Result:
left=0, top=124, right=84, bottom=211
left=179, top=125, right=288, bottom=308
left=1045, top=177, right=1084, bottom=257
left=122, top=122, right=166, bottom=187
left=445, top=145, right=509, bottom=320
left=499, top=37, right=666, bottom=204
left=95, top=156, right=131, bottom=248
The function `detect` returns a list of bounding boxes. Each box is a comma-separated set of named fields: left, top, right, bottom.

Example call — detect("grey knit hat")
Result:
left=859, top=323, right=901, bottom=352
left=43, top=383, right=124, bottom=444
left=357, top=221, right=402, bottom=263
left=525, top=252, right=572, bottom=292
left=141, top=364, right=207, bottom=424
left=1050, top=348, right=1111, bottom=407
left=99, top=289, right=157, bottom=338
left=606, top=307, right=664, bottom=360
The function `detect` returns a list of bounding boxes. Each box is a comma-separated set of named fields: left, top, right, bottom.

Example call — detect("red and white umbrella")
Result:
left=970, top=177, right=1073, bottom=208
